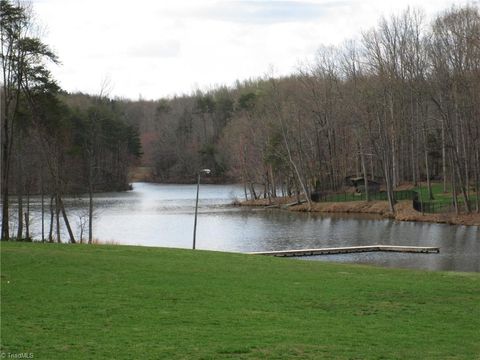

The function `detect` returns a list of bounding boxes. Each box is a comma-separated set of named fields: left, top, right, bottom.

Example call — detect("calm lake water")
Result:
left=11, top=182, right=480, bottom=272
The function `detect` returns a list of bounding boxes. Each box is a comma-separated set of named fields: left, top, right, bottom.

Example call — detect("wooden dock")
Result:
left=249, top=245, right=440, bottom=257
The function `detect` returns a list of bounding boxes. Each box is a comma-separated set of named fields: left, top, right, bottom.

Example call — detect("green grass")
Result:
left=1, top=242, right=479, bottom=359
left=415, top=183, right=452, bottom=202
left=415, top=182, right=478, bottom=210
left=415, top=182, right=479, bottom=201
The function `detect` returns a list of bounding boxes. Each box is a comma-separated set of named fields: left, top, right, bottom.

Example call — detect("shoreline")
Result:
left=240, top=198, right=480, bottom=226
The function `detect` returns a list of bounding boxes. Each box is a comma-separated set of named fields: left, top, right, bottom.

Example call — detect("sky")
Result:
left=31, top=0, right=474, bottom=100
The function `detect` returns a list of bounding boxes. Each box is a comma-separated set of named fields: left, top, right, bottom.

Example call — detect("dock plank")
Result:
left=249, top=245, right=439, bottom=257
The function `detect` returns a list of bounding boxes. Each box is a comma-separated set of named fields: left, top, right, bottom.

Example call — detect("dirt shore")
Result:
left=240, top=198, right=480, bottom=226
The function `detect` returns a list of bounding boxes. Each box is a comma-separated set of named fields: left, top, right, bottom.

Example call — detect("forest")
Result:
left=1, top=2, right=480, bottom=242
left=126, top=4, right=480, bottom=214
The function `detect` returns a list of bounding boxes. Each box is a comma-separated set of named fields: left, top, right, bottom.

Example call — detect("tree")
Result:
left=1, top=0, right=58, bottom=239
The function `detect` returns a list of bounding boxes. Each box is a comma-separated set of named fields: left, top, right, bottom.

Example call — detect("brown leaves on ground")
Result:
left=240, top=198, right=480, bottom=226
left=394, top=201, right=480, bottom=226
left=292, top=201, right=392, bottom=216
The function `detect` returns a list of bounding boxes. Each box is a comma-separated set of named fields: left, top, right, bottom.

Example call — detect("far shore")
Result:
left=240, top=197, right=480, bottom=227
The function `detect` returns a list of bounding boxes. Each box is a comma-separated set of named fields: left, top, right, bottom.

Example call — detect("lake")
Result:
left=10, top=182, right=480, bottom=272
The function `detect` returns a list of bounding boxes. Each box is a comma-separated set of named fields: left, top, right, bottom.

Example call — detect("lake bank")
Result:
left=240, top=198, right=480, bottom=226
left=10, top=182, right=479, bottom=272
left=2, top=242, right=479, bottom=359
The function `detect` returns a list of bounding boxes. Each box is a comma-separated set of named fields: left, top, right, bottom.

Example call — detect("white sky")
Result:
left=31, top=0, right=474, bottom=100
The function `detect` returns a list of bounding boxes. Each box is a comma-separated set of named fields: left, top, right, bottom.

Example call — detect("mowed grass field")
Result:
left=1, top=242, right=479, bottom=359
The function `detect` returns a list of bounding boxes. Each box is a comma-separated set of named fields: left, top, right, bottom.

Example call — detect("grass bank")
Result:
left=1, top=242, right=479, bottom=359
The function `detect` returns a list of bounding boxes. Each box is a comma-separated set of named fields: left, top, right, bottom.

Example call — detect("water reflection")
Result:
left=9, top=182, right=480, bottom=272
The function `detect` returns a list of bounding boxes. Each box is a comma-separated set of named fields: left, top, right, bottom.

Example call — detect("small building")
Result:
left=347, top=177, right=380, bottom=193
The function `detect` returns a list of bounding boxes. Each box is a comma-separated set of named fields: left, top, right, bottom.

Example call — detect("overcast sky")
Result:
left=31, top=0, right=473, bottom=100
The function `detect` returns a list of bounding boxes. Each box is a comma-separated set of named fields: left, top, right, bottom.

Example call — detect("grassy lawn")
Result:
left=414, top=182, right=478, bottom=210
left=1, top=242, right=479, bottom=359
left=415, top=182, right=480, bottom=201
left=415, top=183, right=453, bottom=202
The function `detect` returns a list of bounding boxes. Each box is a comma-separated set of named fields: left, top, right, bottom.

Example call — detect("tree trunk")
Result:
left=25, top=188, right=30, bottom=239
left=15, top=144, right=24, bottom=239
left=410, top=101, right=417, bottom=186
left=41, top=173, right=45, bottom=242
left=358, top=142, right=369, bottom=201
left=450, top=153, right=459, bottom=214
left=475, top=148, right=479, bottom=213
left=88, top=162, right=93, bottom=244
left=16, top=189, right=23, bottom=239
left=55, top=194, right=61, bottom=243
left=422, top=123, right=434, bottom=200
left=452, top=152, right=471, bottom=213
left=269, top=165, right=277, bottom=198
left=48, top=195, right=54, bottom=242
left=265, top=170, right=271, bottom=205
left=441, top=120, right=447, bottom=193
left=249, top=182, right=257, bottom=200
left=370, top=156, right=374, bottom=183
left=382, top=158, right=396, bottom=214
left=59, top=197, right=76, bottom=244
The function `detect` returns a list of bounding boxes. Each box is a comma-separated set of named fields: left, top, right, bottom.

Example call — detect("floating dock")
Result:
left=250, top=245, right=440, bottom=257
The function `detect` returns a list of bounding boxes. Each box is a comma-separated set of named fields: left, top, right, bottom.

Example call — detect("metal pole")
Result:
left=192, top=172, right=201, bottom=250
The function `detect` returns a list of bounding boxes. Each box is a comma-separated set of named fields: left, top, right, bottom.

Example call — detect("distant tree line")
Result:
left=127, top=4, right=480, bottom=214
left=1, top=0, right=141, bottom=241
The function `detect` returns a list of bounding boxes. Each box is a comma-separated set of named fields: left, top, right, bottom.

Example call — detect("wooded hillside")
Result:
left=127, top=5, right=480, bottom=213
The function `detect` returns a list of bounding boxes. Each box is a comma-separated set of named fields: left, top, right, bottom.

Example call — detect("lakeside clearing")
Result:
left=1, top=242, right=479, bottom=359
